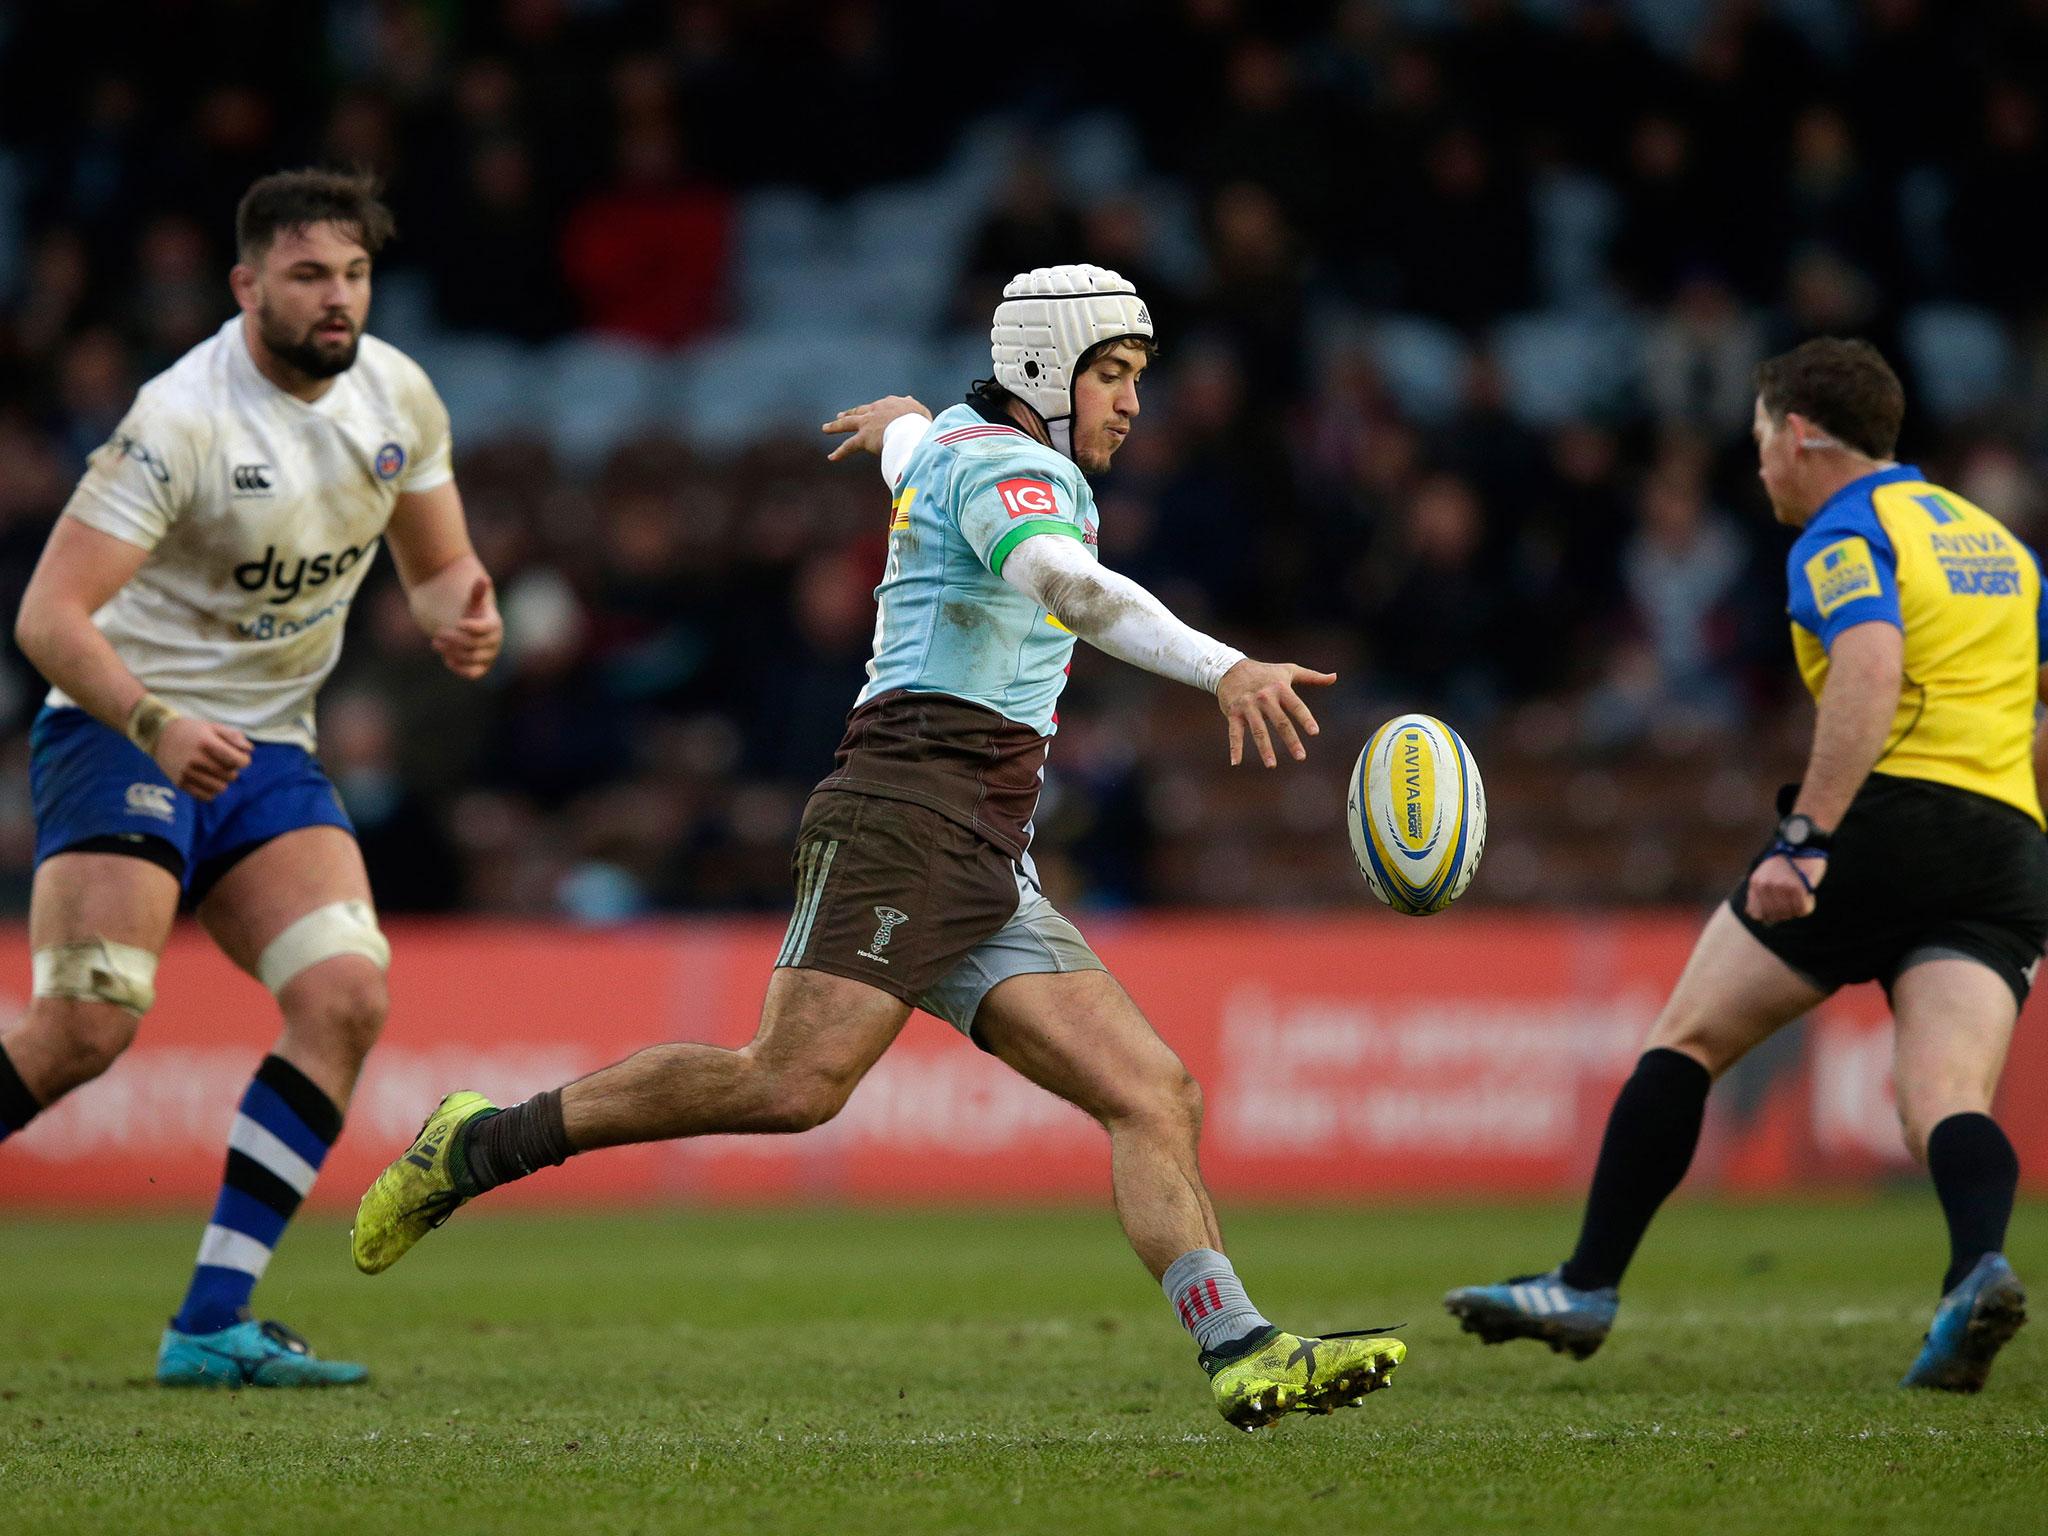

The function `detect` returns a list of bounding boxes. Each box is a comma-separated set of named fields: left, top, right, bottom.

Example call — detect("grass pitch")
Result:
left=3, top=1199, right=2045, bottom=1535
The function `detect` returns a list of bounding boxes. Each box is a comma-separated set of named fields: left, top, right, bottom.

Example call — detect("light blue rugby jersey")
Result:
left=857, top=402, right=1099, bottom=736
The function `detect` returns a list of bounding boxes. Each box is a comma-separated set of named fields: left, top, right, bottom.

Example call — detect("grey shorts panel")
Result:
left=1890, top=943, right=2041, bottom=1008
left=916, top=866, right=1105, bottom=1039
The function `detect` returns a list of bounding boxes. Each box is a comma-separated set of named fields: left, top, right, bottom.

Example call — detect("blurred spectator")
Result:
left=1583, top=459, right=1748, bottom=747
left=1358, top=473, right=1505, bottom=725
left=1195, top=182, right=1308, bottom=407
left=1849, top=0, right=1972, bottom=179
left=10, top=228, right=91, bottom=361
left=1948, top=79, right=2048, bottom=318
left=559, top=58, right=730, bottom=345
left=1394, top=126, right=1533, bottom=329
left=1610, top=114, right=1724, bottom=305
left=1544, top=0, right=1673, bottom=178
left=1145, top=342, right=1271, bottom=619
left=323, top=691, right=461, bottom=912
left=52, top=328, right=131, bottom=467
left=1643, top=275, right=1767, bottom=432
left=956, top=155, right=1084, bottom=325
left=421, top=137, right=571, bottom=340
left=1196, top=39, right=1336, bottom=240
left=1781, top=104, right=1900, bottom=298
left=487, top=564, right=631, bottom=806
left=130, top=216, right=223, bottom=370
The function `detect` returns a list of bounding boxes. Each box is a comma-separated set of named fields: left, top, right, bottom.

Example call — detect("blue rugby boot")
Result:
left=1901, top=1253, right=2027, bottom=1393
left=156, top=1318, right=367, bottom=1388
left=1444, top=1267, right=1618, bottom=1360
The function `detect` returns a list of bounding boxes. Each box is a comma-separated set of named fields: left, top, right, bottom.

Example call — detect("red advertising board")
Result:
left=0, top=913, right=2038, bottom=1209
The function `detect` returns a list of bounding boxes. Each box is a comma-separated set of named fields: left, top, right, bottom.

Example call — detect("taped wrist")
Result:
left=124, top=693, right=180, bottom=755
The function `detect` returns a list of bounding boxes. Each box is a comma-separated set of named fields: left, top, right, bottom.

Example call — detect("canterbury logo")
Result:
left=124, top=783, right=176, bottom=822
left=231, top=463, right=274, bottom=495
left=857, top=906, right=909, bottom=965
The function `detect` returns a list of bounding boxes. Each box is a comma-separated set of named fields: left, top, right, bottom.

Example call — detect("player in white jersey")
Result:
left=1, top=170, right=501, bottom=1386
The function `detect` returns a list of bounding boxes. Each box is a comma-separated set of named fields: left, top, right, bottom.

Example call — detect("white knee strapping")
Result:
left=256, top=899, right=390, bottom=995
left=33, top=938, right=160, bottom=1016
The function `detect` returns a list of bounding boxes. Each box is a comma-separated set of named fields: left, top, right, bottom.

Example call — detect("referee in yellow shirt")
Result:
left=1448, top=338, right=2045, bottom=1391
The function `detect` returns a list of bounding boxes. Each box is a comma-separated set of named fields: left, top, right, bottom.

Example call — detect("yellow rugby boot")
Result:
left=351, top=1091, right=496, bottom=1275
left=1203, top=1325, right=1406, bottom=1431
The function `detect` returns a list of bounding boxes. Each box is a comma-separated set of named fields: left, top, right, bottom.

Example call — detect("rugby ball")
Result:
left=1347, top=714, right=1487, bottom=915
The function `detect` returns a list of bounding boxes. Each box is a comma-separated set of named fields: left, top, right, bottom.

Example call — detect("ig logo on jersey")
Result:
left=997, top=478, right=1058, bottom=519
left=374, top=442, right=406, bottom=481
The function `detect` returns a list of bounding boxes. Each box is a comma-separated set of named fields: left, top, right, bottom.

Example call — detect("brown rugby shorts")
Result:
left=775, top=789, right=1104, bottom=1035
left=776, top=790, right=1030, bottom=1004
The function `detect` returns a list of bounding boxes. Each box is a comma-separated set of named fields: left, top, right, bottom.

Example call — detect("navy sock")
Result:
left=458, top=1088, right=572, bottom=1195
left=1559, top=1048, right=1711, bottom=1292
left=0, top=1042, right=41, bottom=1143
left=172, top=1056, right=342, bottom=1336
left=1927, top=1112, right=2019, bottom=1296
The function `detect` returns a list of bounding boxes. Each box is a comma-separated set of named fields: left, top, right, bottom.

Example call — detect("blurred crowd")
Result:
left=4, top=0, right=2048, bottom=918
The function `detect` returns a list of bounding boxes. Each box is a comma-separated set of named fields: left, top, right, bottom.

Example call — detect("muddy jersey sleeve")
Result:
left=63, top=390, right=205, bottom=551
left=395, top=363, right=454, bottom=495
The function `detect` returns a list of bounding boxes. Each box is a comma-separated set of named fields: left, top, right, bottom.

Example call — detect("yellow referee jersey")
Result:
left=1787, top=464, right=2046, bottom=827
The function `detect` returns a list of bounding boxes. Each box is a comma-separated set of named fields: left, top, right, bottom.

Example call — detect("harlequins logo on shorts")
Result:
left=124, top=783, right=176, bottom=822
left=857, top=906, right=910, bottom=965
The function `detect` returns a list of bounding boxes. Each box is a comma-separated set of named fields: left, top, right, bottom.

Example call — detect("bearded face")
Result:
left=236, top=220, right=373, bottom=385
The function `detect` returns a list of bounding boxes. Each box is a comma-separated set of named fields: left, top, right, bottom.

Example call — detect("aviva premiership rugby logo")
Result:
left=858, top=906, right=910, bottom=965
left=373, top=442, right=406, bottom=481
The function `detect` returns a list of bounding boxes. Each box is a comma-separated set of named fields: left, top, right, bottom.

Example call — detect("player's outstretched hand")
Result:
left=1218, top=659, right=1337, bottom=768
left=1745, top=853, right=1824, bottom=925
left=432, top=577, right=502, bottom=680
left=154, top=716, right=252, bottom=801
left=822, top=396, right=931, bottom=462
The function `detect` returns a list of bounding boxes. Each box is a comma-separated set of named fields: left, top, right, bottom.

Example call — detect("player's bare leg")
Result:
left=1640, top=903, right=1829, bottom=1075
left=561, top=968, right=912, bottom=1148
left=1891, top=958, right=2016, bottom=1162
left=157, top=825, right=391, bottom=1385
left=198, top=826, right=389, bottom=1108
left=972, top=969, right=1402, bottom=1428
left=973, top=969, right=1218, bottom=1276
left=1448, top=905, right=1827, bottom=1355
left=1891, top=957, right=2027, bottom=1389
left=0, top=852, right=178, bottom=1123
left=354, top=967, right=910, bottom=1273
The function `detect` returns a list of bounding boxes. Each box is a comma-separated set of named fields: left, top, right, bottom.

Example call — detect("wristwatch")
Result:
left=1776, top=813, right=1833, bottom=854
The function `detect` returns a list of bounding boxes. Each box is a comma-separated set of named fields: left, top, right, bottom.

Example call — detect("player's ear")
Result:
left=228, top=262, right=260, bottom=312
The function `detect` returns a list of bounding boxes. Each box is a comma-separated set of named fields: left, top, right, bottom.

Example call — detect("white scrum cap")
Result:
left=990, top=264, right=1152, bottom=457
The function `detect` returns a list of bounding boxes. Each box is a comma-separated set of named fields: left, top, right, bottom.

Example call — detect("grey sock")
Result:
left=458, top=1089, right=572, bottom=1195
left=1161, top=1248, right=1272, bottom=1354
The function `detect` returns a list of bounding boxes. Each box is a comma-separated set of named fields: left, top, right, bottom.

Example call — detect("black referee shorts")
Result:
left=1732, top=773, right=2048, bottom=1009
